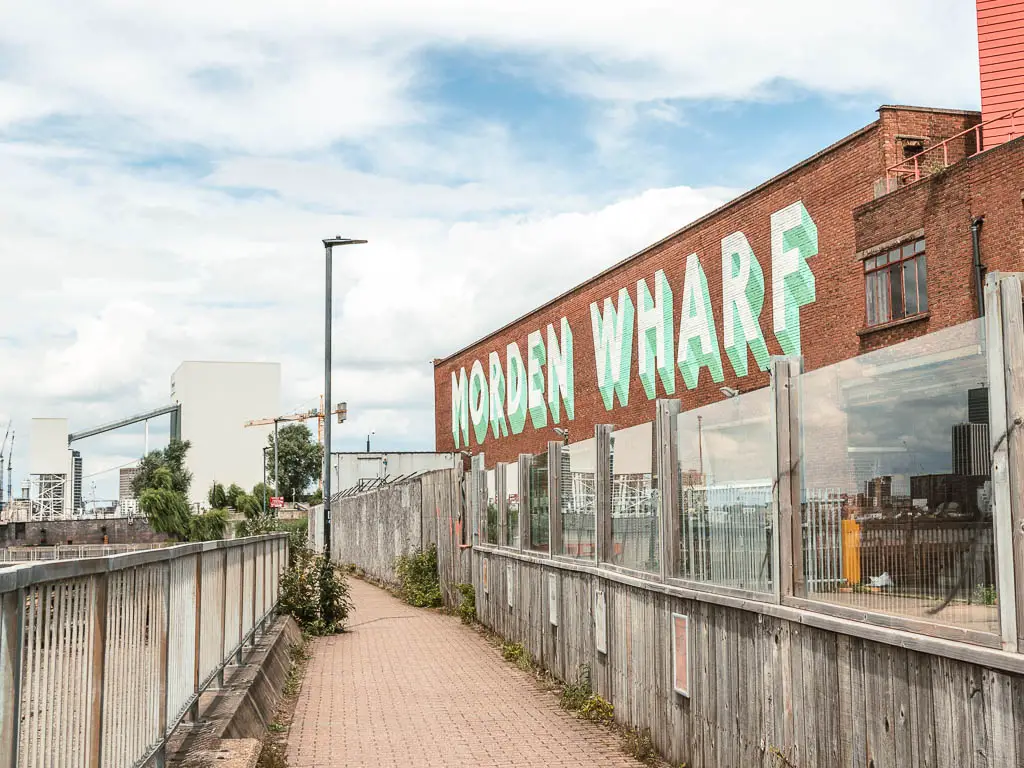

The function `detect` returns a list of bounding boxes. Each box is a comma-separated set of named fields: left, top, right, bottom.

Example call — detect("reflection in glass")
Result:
left=800, top=319, right=997, bottom=635
left=485, top=469, right=498, bottom=545
left=676, top=387, right=774, bottom=592
left=610, top=423, right=659, bottom=573
left=528, top=452, right=549, bottom=552
left=506, top=462, right=520, bottom=548
left=560, top=439, right=596, bottom=559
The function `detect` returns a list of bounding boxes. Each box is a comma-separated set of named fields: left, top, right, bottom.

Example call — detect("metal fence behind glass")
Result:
left=799, top=318, right=998, bottom=634
left=560, top=438, right=596, bottom=559
left=676, top=386, right=775, bottom=593
left=485, top=469, right=498, bottom=545
left=528, top=453, right=549, bottom=552
left=609, top=423, right=659, bottom=573
left=505, top=462, right=520, bottom=548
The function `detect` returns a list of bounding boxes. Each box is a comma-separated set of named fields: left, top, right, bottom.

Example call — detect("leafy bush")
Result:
left=278, top=537, right=353, bottom=635
left=500, top=641, right=532, bottom=670
left=189, top=509, right=228, bottom=541
left=395, top=545, right=442, bottom=608
left=580, top=694, right=614, bottom=723
left=456, top=583, right=476, bottom=624
left=975, top=584, right=998, bottom=606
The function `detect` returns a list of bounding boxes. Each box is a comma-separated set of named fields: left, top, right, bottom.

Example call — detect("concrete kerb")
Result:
left=167, top=613, right=303, bottom=767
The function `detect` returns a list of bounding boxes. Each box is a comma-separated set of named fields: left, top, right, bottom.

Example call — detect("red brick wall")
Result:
left=853, top=136, right=1024, bottom=353
left=434, top=109, right=994, bottom=465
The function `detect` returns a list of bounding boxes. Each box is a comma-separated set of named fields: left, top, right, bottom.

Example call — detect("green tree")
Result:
left=267, top=424, right=323, bottom=502
left=132, top=439, right=193, bottom=498
left=225, top=483, right=246, bottom=509
left=140, top=467, right=193, bottom=541
left=208, top=482, right=228, bottom=509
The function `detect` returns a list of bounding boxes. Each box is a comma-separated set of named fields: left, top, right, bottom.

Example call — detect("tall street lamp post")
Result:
left=322, top=236, right=367, bottom=555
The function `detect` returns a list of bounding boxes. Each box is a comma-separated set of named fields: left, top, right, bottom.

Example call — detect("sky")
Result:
left=0, top=0, right=983, bottom=501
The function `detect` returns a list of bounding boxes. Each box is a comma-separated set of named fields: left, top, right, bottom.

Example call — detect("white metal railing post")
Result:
left=250, top=544, right=257, bottom=648
left=596, top=425, right=613, bottom=564
left=657, top=399, right=682, bottom=581
left=218, top=549, right=227, bottom=688
left=0, top=587, right=24, bottom=768
left=548, top=442, right=562, bottom=557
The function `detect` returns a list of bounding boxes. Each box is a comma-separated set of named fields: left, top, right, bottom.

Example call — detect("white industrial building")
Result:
left=171, top=361, right=281, bottom=508
left=330, top=451, right=459, bottom=494
left=28, top=418, right=83, bottom=518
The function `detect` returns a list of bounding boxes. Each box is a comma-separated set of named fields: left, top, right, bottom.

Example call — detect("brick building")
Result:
left=434, top=5, right=1024, bottom=466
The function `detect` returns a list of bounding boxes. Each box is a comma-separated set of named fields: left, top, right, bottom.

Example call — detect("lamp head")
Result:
left=720, top=386, right=740, bottom=399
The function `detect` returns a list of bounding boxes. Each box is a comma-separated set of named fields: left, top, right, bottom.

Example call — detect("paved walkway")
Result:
left=287, top=579, right=643, bottom=767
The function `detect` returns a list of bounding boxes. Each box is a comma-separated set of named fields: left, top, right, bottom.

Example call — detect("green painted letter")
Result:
left=590, top=288, right=635, bottom=410
left=506, top=342, right=528, bottom=435
left=637, top=270, right=676, bottom=399
left=488, top=351, right=509, bottom=440
left=771, top=201, right=818, bottom=356
left=722, top=232, right=770, bottom=378
left=527, top=330, right=548, bottom=430
left=677, top=253, right=724, bottom=390
left=451, top=368, right=469, bottom=448
left=546, top=317, right=574, bottom=423
left=469, top=359, right=489, bottom=445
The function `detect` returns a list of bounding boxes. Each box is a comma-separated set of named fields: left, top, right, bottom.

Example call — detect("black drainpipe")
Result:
left=971, top=215, right=985, bottom=317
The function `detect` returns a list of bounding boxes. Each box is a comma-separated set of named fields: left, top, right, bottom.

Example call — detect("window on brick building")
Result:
left=864, top=238, right=928, bottom=327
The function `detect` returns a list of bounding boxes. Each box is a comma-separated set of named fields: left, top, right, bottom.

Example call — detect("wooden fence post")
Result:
left=596, top=425, right=613, bottom=564
left=548, top=442, right=563, bottom=557
left=519, top=455, right=531, bottom=551
left=773, top=356, right=804, bottom=600
left=89, top=575, right=108, bottom=768
left=657, top=399, right=682, bottom=581
left=497, top=463, right=508, bottom=548
left=1001, top=274, right=1024, bottom=653
left=987, top=272, right=1023, bottom=651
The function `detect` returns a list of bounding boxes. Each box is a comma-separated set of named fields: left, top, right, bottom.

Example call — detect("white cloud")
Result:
left=0, top=0, right=985, bottom=499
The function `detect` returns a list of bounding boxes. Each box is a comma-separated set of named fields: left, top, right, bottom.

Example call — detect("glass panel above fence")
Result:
left=676, top=386, right=775, bottom=593
left=799, top=319, right=997, bottom=635
left=528, top=452, right=550, bottom=553
left=560, top=438, right=596, bottom=559
left=485, top=468, right=498, bottom=545
left=506, top=461, right=520, bottom=549
left=609, top=422, right=659, bottom=573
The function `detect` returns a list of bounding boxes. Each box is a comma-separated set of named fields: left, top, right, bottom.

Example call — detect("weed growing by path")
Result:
left=500, top=641, right=533, bottom=671
left=395, top=545, right=443, bottom=608
left=257, top=635, right=312, bottom=768
left=456, top=583, right=476, bottom=624
left=623, top=726, right=657, bottom=763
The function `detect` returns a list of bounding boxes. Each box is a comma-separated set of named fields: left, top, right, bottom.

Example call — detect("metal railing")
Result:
left=883, top=105, right=1024, bottom=194
left=0, top=534, right=288, bottom=768
left=0, top=544, right=168, bottom=563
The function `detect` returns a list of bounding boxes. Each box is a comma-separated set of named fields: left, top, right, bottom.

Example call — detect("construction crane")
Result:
left=0, top=423, right=10, bottom=509
left=244, top=399, right=348, bottom=491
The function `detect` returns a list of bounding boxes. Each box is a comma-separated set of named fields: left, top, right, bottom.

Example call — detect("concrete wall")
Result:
left=0, top=517, right=169, bottom=546
left=171, top=361, right=281, bottom=507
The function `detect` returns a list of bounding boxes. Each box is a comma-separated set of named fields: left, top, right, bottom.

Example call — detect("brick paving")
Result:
left=287, top=579, right=644, bottom=767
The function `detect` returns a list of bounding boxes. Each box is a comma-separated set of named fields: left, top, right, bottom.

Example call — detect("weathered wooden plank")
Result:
left=983, top=668, right=1016, bottom=768
left=965, top=664, right=987, bottom=768
left=892, top=646, right=914, bottom=768
left=865, top=641, right=896, bottom=768
left=998, top=275, right=1024, bottom=653
left=908, top=650, right=937, bottom=768
left=656, top=399, right=681, bottom=581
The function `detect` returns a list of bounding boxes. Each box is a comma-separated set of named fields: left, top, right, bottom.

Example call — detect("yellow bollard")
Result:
left=842, top=519, right=861, bottom=586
